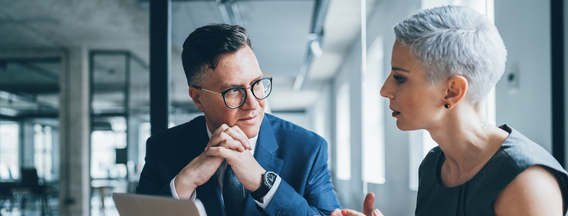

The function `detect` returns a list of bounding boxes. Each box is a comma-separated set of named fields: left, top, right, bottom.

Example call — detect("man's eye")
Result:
left=226, top=88, right=241, bottom=94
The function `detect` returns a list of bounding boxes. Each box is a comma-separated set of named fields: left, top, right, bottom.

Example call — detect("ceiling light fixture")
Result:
left=293, top=0, right=330, bottom=91
left=217, top=0, right=243, bottom=26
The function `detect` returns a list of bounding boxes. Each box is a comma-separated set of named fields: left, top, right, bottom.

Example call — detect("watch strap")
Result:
left=251, top=171, right=276, bottom=201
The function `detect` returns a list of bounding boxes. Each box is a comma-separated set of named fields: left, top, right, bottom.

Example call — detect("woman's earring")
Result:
left=444, top=104, right=449, bottom=109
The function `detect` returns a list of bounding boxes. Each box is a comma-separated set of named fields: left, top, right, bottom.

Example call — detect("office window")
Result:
left=0, top=122, right=19, bottom=180
left=91, top=118, right=128, bottom=179
left=336, top=83, right=351, bottom=180
left=34, top=124, right=53, bottom=180
left=409, top=0, right=495, bottom=191
left=362, top=37, right=386, bottom=184
left=138, top=122, right=151, bottom=167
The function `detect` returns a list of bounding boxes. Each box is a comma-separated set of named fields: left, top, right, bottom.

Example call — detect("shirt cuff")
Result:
left=194, top=198, right=208, bottom=216
left=253, top=175, right=281, bottom=209
left=170, top=175, right=196, bottom=201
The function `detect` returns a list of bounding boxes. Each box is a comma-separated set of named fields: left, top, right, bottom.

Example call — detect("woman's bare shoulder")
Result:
left=494, top=165, right=564, bottom=216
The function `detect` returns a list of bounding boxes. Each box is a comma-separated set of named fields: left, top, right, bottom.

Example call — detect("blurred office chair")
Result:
left=19, top=168, right=51, bottom=216
left=0, top=181, right=18, bottom=214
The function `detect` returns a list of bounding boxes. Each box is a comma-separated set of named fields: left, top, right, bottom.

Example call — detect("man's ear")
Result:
left=188, top=87, right=205, bottom=112
left=443, top=75, right=468, bottom=109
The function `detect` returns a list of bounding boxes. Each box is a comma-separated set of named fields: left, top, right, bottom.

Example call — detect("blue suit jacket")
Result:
left=136, top=114, right=341, bottom=216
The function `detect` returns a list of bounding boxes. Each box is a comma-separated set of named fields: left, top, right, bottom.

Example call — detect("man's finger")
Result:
left=218, top=139, right=245, bottom=152
left=212, top=124, right=229, bottom=138
left=205, top=146, right=224, bottom=157
left=205, top=132, right=233, bottom=152
left=206, top=146, right=236, bottom=159
left=223, top=126, right=250, bottom=150
left=230, top=125, right=251, bottom=150
left=363, top=192, right=376, bottom=216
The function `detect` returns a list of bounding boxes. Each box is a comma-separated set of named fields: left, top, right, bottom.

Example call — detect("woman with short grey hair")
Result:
left=333, top=5, right=567, bottom=216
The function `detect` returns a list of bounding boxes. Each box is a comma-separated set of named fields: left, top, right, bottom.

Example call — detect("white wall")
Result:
left=306, top=83, right=334, bottom=172
left=270, top=112, right=314, bottom=131
left=328, top=0, right=421, bottom=214
left=365, top=0, right=421, bottom=215
left=494, top=0, right=552, bottom=151
left=332, top=32, right=364, bottom=210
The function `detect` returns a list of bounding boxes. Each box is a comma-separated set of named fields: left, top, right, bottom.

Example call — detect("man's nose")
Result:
left=240, top=88, right=260, bottom=109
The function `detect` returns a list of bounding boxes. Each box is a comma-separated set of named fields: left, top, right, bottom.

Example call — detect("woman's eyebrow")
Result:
left=392, top=67, right=410, bottom=73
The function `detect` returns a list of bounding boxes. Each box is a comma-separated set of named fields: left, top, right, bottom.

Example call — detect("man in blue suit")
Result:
left=136, top=23, right=341, bottom=216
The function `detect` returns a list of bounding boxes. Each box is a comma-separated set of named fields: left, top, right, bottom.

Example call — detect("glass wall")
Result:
left=336, top=83, right=351, bottom=181
left=362, top=36, right=386, bottom=185
left=0, top=57, right=61, bottom=214
left=89, top=51, right=149, bottom=215
left=90, top=52, right=128, bottom=181
left=0, top=122, right=19, bottom=180
left=0, top=58, right=61, bottom=181
left=34, top=124, right=53, bottom=181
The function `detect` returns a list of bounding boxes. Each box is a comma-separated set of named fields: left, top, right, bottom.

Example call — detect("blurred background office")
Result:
left=0, top=0, right=566, bottom=215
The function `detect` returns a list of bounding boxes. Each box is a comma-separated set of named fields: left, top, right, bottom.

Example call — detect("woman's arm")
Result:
left=494, top=165, right=564, bottom=216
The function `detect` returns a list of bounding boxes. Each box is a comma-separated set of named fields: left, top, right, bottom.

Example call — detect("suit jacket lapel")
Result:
left=254, top=115, right=284, bottom=176
left=197, top=174, right=224, bottom=216
left=243, top=115, right=284, bottom=214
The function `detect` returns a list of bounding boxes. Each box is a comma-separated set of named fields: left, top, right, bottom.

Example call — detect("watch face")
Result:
left=265, top=171, right=277, bottom=185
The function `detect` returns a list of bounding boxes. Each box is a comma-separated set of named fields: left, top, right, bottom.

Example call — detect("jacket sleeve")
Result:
left=261, top=139, right=341, bottom=216
left=136, top=136, right=173, bottom=197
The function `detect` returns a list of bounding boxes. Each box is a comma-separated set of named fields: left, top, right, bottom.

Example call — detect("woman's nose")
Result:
left=380, top=76, right=394, bottom=99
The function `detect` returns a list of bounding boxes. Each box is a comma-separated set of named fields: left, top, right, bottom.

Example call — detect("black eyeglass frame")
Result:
left=193, top=72, right=273, bottom=109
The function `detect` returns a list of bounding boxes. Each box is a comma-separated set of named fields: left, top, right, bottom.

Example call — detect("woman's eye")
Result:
left=393, top=74, right=405, bottom=83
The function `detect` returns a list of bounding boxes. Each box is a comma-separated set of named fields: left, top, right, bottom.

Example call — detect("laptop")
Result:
left=112, top=193, right=201, bottom=216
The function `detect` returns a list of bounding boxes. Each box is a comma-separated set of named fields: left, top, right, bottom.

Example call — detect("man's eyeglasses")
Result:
left=193, top=72, right=273, bottom=109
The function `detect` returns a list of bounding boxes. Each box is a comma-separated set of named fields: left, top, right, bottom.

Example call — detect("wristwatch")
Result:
left=251, top=171, right=277, bottom=201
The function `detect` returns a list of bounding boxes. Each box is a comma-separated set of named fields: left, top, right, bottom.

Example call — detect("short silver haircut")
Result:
left=393, top=5, right=507, bottom=105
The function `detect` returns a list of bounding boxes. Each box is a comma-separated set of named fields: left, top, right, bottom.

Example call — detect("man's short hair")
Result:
left=393, top=5, right=507, bottom=105
left=181, top=23, right=252, bottom=87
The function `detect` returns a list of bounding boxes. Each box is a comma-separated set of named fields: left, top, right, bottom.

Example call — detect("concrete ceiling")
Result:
left=0, top=0, right=379, bottom=117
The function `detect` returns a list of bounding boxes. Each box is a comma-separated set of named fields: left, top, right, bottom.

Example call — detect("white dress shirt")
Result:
left=169, top=122, right=281, bottom=214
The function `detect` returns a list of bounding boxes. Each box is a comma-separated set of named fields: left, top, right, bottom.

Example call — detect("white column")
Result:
left=58, top=47, right=90, bottom=216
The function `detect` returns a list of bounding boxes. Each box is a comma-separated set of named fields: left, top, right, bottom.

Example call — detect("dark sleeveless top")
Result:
left=415, top=124, right=568, bottom=216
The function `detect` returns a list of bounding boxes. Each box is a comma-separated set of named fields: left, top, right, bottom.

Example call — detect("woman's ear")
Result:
left=443, top=75, right=468, bottom=109
left=188, top=87, right=205, bottom=112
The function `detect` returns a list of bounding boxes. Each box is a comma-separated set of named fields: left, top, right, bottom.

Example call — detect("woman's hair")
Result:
left=393, top=5, right=507, bottom=105
left=181, top=24, right=252, bottom=87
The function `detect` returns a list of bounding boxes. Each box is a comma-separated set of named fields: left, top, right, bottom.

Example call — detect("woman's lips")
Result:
left=390, top=108, right=401, bottom=117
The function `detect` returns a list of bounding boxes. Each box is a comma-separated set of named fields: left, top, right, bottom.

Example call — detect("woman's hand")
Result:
left=331, top=209, right=383, bottom=216
left=330, top=193, right=384, bottom=216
